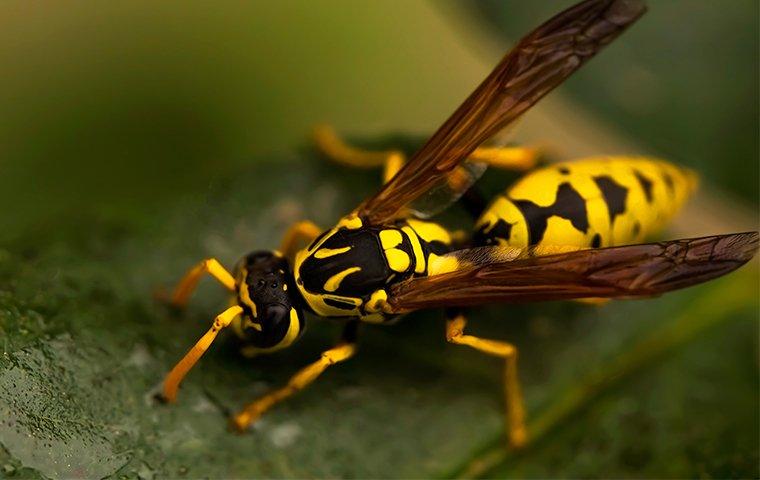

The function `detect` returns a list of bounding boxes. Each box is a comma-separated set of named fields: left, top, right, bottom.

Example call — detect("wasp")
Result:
left=160, top=0, right=758, bottom=448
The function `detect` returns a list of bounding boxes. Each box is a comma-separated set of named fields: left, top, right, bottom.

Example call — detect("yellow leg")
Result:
left=279, top=220, right=323, bottom=260
left=468, top=146, right=540, bottom=171
left=231, top=323, right=358, bottom=431
left=382, top=152, right=406, bottom=184
left=170, top=258, right=236, bottom=309
left=162, top=305, right=244, bottom=402
left=314, top=124, right=539, bottom=184
left=313, top=124, right=400, bottom=169
left=313, top=124, right=406, bottom=184
left=446, top=313, right=527, bottom=449
left=575, top=297, right=611, bottom=306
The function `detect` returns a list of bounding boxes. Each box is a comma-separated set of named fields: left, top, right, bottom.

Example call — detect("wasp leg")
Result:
left=446, top=311, right=527, bottom=449
left=312, top=124, right=405, bottom=184
left=169, top=258, right=236, bottom=309
left=468, top=145, right=541, bottom=172
left=279, top=220, right=322, bottom=260
left=576, top=297, right=610, bottom=306
left=162, top=305, right=244, bottom=402
left=231, top=322, right=358, bottom=431
left=314, top=124, right=539, bottom=185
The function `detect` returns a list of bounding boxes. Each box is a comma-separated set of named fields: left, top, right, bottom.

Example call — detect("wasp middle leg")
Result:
left=279, top=220, right=322, bottom=260
left=445, top=310, right=527, bottom=449
left=231, top=321, right=359, bottom=431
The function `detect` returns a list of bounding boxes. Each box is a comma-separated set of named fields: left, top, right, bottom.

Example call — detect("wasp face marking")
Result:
left=233, top=251, right=305, bottom=352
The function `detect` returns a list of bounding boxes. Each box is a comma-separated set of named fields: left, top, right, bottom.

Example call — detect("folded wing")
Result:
left=357, top=0, right=647, bottom=225
left=387, top=232, right=758, bottom=312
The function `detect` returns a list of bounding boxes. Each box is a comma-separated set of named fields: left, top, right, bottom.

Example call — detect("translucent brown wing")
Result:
left=386, top=232, right=758, bottom=313
left=357, top=0, right=647, bottom=225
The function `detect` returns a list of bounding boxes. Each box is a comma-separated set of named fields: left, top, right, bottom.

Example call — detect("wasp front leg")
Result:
left=169, top=258, right=237, bottom=309
left=231, top=321, right=359, bottom=431
left=446, top=311, right=527, bottom=449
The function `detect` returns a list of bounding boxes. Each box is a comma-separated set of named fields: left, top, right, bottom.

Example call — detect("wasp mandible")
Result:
left=160, top=0, right=758, bottom=449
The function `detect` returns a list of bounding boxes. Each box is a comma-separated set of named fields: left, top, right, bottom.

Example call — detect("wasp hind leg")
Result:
left=231, top=321, right=359, bottom=431
left=576, top=297, right=610, bottom=306
left=446, top=311, right=527, bottom=449
left=467, top=145, right=541, bottom=172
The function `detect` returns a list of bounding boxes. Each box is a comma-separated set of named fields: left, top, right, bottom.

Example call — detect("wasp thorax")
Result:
left=234, top=251, right=305, bottom=352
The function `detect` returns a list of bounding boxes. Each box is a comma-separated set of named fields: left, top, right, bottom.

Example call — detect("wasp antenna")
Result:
left=162, top=305, right=243, bottom=403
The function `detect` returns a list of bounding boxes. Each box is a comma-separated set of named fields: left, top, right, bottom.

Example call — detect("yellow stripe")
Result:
left=314, top=246, right=351, bottom=258
left=427, top=253, right=459, bottom=276
left=402, top=226, right=426, bottom=274
left=406, top=219, right=451, bottom=244
left=324, top=267, right=361, bottom=292
left=385, top=249, right=410, bottom=272
left=237, top=268, right=258, bottom=318
left=337, top=215, right=363, bottom=230
left=379, top=229, right=403, bottom=249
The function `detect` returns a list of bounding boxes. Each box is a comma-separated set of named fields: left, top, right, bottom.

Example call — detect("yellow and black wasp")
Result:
left=160, top=0, right=758, bottom=448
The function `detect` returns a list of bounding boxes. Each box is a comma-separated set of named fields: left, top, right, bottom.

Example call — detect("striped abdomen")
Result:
left=474, top=157, right=697, bottom=249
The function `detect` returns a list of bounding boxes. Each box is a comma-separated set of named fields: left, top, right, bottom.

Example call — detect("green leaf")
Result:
left=0, top=152, right=757, bottom=479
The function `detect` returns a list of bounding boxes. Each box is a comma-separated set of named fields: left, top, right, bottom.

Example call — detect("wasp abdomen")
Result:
left=475, top=157, right=698, bottom=249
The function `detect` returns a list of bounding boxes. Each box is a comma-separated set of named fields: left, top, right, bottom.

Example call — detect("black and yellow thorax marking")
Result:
left=293, top=215, right=453, bottom=323
left=475, top=157, right=697, bottom=250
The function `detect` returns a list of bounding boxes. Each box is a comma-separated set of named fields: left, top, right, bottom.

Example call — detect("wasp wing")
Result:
left=386, top=232, right=758, bottom=312
left=356, top=0, right=647, bottom=225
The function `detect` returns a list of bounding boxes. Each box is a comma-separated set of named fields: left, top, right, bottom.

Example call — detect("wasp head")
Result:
left=233, top=251, right=305, bottom=353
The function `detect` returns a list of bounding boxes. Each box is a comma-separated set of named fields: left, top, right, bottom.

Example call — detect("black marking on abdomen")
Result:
left=512, top=183, right=589, bottom=246
left=474, top=219, right=513, bottom=246
left=661, top=169, right=675, bottom=194
left=633, top=170, right=653, bottom=203
left=593, top=176, right=628, bottom=224
left=591, top=233, right=601, bottom=248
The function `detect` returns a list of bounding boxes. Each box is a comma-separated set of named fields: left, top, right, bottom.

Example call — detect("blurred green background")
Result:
left=0, top=1, right=757, bottom=479
left=0, top=0, right=756, bottom=241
